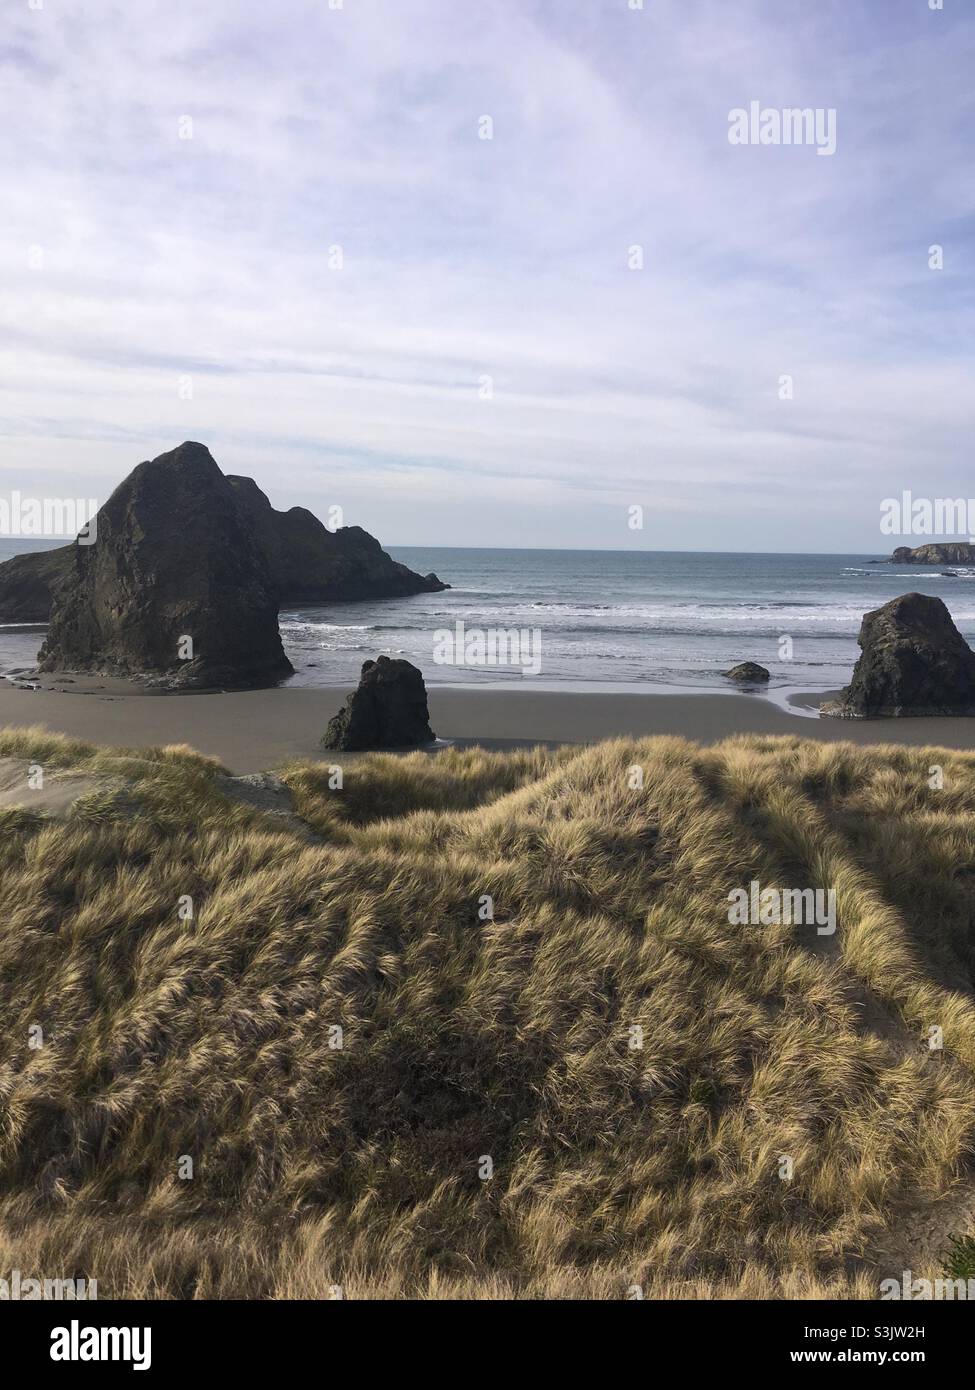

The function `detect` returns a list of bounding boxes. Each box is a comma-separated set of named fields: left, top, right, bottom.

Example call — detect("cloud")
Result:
left=0, top=0, right=972, bottom=550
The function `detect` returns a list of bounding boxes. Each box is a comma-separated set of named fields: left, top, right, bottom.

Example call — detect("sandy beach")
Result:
left=4, top=679, right=975, bottom=773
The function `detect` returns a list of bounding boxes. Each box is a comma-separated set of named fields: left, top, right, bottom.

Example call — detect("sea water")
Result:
left=4, top=541, right=974, bottom=693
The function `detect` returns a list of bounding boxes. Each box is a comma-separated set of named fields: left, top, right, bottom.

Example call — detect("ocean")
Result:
left=3, top=542, right=974, bottom=694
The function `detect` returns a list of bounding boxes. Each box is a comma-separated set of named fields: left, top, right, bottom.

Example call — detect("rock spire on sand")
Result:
left=322, top=656, right=435, bottom=750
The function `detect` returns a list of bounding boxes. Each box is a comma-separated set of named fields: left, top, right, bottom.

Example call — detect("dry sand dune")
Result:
left=2, top=725, right=974, bottom=1298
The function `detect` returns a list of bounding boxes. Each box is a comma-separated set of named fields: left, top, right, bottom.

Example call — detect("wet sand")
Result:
left=4, top=679, right=975, bottom=773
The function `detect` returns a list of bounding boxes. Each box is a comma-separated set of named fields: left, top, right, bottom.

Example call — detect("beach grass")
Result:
left=1, top=727, right=975, bottom=1298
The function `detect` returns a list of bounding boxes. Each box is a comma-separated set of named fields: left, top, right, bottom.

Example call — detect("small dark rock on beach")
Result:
left=723, top=661, right=770, bottom=683
left=322, top=656, right=436, bottom=751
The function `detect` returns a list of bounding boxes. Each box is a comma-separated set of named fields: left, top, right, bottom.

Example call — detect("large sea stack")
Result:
left=821, top=592, right=975, bottom=717
left=0, top=451, right=448, bottom=624
left=38, top=442, right=293, bottom=689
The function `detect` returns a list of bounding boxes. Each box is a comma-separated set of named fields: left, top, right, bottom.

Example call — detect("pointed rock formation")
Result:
left=38, top=442, right=293, bottom=688
left=322, top=656, right=436, bottom=750
left=821, top=592, right=975, bottom=717
left=0, top=457, right=448, bottom=624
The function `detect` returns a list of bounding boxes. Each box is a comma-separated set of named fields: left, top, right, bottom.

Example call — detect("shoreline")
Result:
left=4, top=679, right=975, bottom=774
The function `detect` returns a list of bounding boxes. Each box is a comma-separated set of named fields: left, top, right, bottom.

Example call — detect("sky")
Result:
left=0, top=0, right=972, bottom=552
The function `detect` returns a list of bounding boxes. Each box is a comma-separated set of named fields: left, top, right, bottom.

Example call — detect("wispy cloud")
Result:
left=1, top=0, right=972, bottom=550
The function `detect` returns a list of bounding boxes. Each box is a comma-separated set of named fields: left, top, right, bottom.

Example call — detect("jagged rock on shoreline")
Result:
left=322, top=656, right=436, bottom=750
left=820, top=592, right=975, bottom=718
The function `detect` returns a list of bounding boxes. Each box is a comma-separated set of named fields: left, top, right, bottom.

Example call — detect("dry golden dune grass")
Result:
left=1, top=724, right=975, bottom=1299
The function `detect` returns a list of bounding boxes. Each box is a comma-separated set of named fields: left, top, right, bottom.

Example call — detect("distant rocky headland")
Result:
left=882, top=542, right=975, bottom=565
left=0, top=441, right=448, bottom=689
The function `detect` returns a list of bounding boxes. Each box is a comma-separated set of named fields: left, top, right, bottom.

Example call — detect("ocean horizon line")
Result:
left=390, top=544, right=897, bottom=558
